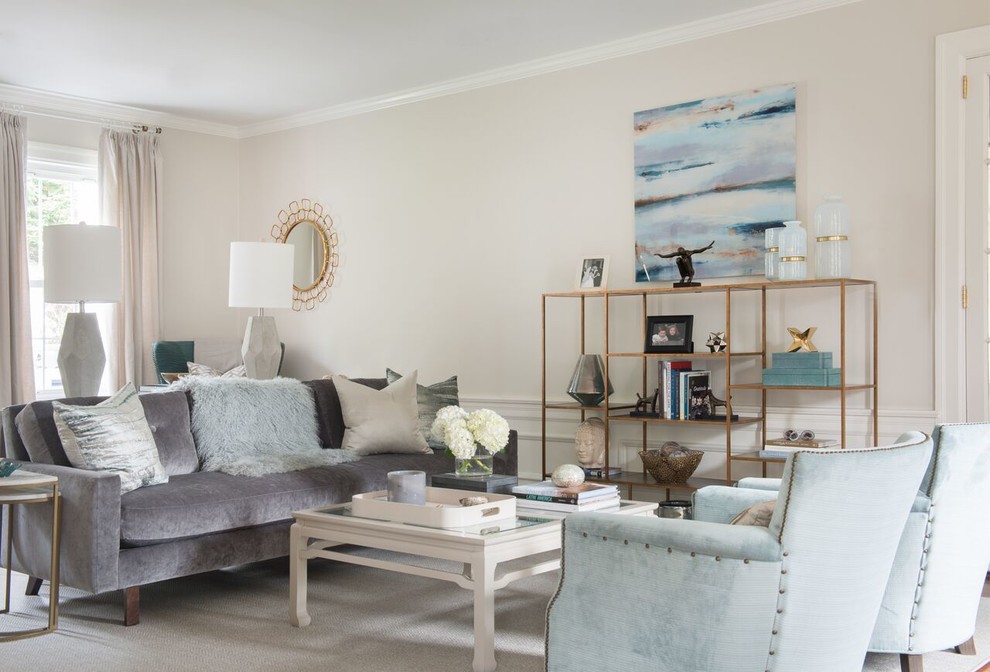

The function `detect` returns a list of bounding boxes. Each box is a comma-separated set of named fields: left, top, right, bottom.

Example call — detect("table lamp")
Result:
left=228, top=242, right=294, bottom=379
left=43, top=223, right=122, bottom=397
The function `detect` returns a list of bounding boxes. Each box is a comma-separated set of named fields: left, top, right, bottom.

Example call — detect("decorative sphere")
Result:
left=551, top=464, right=586, bottom=487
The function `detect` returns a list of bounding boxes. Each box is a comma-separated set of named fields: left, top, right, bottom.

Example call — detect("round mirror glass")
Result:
left=285, top=220, right=327, bottom=291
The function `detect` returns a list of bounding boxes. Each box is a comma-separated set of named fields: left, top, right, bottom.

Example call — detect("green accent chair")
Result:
left=546, top=432, right=933, bottom=672
left=151, top=340, right=286, bottom=383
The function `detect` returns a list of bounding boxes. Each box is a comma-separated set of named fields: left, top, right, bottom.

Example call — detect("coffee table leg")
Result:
left=471, top=553, right=497, bottom=672
left=288, top=522, right=311, bottom=627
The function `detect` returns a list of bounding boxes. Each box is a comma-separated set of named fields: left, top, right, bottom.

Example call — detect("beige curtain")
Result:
left=99, top=129, right=162, bottom=388
left=0, top=112, right=35, bottom=406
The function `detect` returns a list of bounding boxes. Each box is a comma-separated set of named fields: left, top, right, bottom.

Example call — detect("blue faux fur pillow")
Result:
left=176, top=376, right=356, bottom=476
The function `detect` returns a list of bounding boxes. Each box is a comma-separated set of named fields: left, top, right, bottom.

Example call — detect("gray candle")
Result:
left=387, top=470, right=426, bottom=505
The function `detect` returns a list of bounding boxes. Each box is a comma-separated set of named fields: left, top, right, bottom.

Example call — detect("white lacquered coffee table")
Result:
left=289, top=498, right=657, bottom=672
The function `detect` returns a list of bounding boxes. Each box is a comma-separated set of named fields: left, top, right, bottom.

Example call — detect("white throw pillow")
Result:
left=186, top=361, right=247, bottom=378
left=52, top=383, right=169, bottom=494
left=334, top=372, right=431, bottom=456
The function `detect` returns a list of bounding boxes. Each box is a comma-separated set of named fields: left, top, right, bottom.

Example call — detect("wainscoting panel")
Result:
left=460, top=396, right=937, bottom=483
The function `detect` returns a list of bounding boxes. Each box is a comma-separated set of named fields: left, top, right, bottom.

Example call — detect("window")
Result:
left=25, top=142, right=106, bottom=397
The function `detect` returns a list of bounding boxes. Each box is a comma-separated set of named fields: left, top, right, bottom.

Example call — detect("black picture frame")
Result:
left=645, top=315, right=694, bottom=353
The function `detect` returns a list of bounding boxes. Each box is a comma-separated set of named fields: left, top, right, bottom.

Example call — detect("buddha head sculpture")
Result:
left=574, top=417, right=606, bottom=468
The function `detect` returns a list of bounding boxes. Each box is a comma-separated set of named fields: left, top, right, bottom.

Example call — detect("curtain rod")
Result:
left=1, top=104, right=162, bottom=133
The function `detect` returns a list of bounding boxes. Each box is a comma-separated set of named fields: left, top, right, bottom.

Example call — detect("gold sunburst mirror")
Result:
left=270, top=199, right=339, bottom=311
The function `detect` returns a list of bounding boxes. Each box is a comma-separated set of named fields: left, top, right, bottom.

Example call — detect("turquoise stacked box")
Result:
left=762, top=351, right=841, bottom=387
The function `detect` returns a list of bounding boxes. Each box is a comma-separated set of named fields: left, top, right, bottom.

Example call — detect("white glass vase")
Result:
left=777, top=220, right=807, bottom=281
left=765, top=226, right=780, bottom=281
left=814, top=195, right=851, bottom=279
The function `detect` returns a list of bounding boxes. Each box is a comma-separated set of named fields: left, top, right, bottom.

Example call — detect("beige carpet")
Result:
left=2, top=556, right=988, bottom=672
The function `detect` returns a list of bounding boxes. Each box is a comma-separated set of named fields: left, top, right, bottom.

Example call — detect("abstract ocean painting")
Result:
left=634, top=84, right=796, bottom=282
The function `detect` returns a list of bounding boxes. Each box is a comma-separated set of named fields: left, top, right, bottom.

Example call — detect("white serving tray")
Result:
left=351, top=487, right=517, bottom=528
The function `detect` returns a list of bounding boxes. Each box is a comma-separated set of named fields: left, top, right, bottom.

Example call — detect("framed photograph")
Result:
left=645, top=315, right=694, bottom=353
left=577, top=256, right=609, bottom=291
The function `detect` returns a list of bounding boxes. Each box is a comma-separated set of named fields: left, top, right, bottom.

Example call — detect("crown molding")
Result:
left=0, top=0, right=863, bottom=140
left=238, top=0, right=864, bottom=138
left=0, top=83, right=240, bottom=138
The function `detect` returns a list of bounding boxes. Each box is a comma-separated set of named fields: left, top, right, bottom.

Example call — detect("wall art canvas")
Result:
left=634, top=84, right=796, bottom=282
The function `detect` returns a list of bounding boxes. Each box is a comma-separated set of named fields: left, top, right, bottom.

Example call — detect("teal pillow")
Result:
left=385, top=369, right=459, bottom=450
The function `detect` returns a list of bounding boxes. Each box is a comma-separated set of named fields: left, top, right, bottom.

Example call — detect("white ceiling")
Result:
left=0, top=0, right=855, bottom=135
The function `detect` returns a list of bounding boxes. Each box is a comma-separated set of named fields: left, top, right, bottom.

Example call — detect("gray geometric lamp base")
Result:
left=58, top=312, right=106, bottom=397
left=241, top=315, right=281, bottom=380
left=567, top=354, right=613, bottom=407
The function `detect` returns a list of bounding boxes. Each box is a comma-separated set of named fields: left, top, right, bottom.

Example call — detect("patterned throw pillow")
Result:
left=186, top=361, right=247, bottom=378
left=385, top=368, right=458, bottom=449
left=729, top=500, right=776, bottom=527
left=52, top=383, right=169, bottom=494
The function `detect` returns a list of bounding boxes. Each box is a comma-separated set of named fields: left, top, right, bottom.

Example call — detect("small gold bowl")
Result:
left=161, top=372, right=185, bottom=384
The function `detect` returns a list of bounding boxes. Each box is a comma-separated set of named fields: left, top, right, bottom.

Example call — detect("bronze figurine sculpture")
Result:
left=655, top=241, right=715, bottom=287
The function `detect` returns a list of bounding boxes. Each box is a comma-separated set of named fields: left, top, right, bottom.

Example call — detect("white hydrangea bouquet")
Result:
left=431, top=406, right=509, bottom=476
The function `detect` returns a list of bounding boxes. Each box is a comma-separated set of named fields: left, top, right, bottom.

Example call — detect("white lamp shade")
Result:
left=43, top=224, right=122, bottom=304
left=228, top=242, right=294, bottom=309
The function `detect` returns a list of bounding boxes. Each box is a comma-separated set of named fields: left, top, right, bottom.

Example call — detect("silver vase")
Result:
left=567, top=354, right=613, bottom=406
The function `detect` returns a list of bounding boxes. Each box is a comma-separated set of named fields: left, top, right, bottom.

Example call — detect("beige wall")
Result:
left=23, top=0, right=989, bottom=478
left=236, top=0, right=987, bottom=406
left=24, top=117, right=241, bottom=343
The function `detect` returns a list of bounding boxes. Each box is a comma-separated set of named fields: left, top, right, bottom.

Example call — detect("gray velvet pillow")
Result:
left=385, top=368, right=458, bottom=450
left=334, top=372, right=431, bottom=456
left=141, top=390, right=199, bottom=475
left=15, top=395, right=106, bottom=466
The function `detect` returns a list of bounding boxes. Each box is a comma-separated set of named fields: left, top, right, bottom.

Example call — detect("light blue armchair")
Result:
left=694, top=423, right=990, bottom=672
left=545, top=432, right=933, bottom=672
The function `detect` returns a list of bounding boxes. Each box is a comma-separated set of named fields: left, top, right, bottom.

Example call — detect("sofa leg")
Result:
left=124, top=586, right=140, bottom=626
left=900, top=654, right=923, bottom=672
left=24, top=576, right=43, bottom=596
left=956, top=637, right=977, bottom=656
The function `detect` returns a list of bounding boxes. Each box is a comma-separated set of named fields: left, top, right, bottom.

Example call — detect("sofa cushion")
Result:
left=118, top=451, right=452, bottom=545
left=304, top=378, right=387, bottom=449
left=386, top=368, right=458, bottom=450
left=334, top=373, right=430, bottom=456
left=13, top=391, right=198, bottom=474
left=143, top=391, right=199, bottom=475
left=53, top=383, right=169, bottom=494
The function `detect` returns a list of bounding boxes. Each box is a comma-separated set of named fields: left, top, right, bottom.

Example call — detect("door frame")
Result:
left=935, top=25, right=990, bottom=423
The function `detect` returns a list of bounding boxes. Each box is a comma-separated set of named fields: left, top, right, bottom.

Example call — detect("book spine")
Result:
left=516, top=495, right=621, bottom=512
left=514, top=490, right=617, bottom=505
left=661, top=361, right=671, bottom=419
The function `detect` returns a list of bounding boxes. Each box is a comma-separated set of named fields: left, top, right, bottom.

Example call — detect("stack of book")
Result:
left=657, top=361, right=713, bottom=419
left=582, top=465, right=622, bottom=479
left=759, top=438, right=839, bottom=459
left=511, top=480, right=620, bottom=511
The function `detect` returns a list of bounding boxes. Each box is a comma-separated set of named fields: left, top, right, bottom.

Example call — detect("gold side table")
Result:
left=0, top=470, right=61, bottom=640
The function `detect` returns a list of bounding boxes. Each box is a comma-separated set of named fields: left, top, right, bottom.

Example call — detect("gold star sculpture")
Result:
left=786, top=327, right=818, bottom=352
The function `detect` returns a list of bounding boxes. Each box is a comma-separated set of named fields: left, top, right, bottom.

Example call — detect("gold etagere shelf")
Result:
left=541, top=278, right=878, bottom=498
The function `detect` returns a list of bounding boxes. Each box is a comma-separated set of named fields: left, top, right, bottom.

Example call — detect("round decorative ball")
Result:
left=551, top=464, right=586, bottom=487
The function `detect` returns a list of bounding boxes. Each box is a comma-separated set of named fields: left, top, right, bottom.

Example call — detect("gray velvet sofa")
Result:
left=0, top=378, right=517, bottom=625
